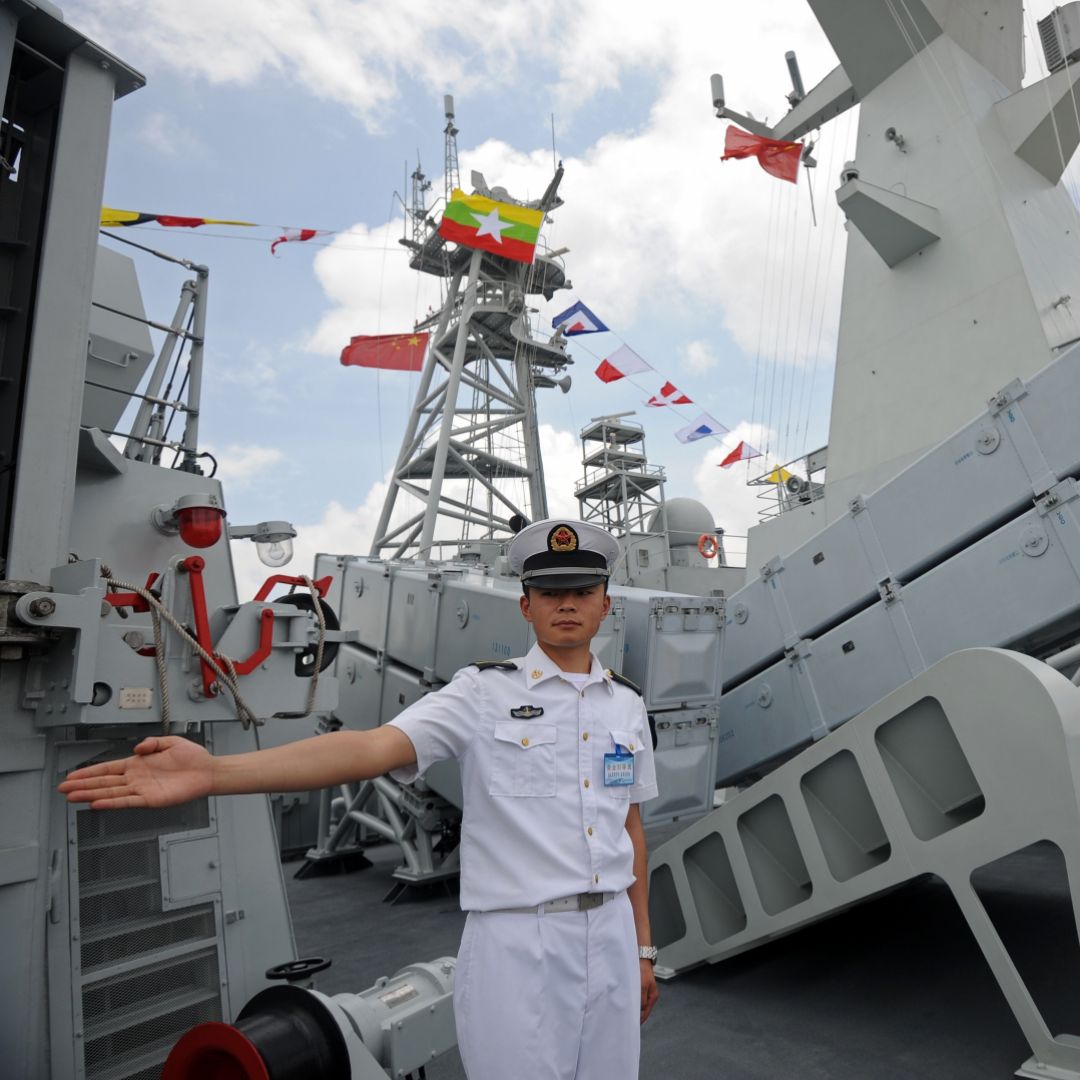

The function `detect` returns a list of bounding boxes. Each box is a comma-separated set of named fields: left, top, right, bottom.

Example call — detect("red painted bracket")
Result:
left=253, top=574, right=332, bottom=603
left=179, top=556, right=218, bottom=698
left=179, top=557, right=289, bottom=695
left=229, top=607, right=276, bottom=676
left=104, top=572, right=160, bottom=613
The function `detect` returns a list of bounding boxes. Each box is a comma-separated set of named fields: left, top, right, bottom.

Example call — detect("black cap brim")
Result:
left=521, top=572, right=608, bottom=589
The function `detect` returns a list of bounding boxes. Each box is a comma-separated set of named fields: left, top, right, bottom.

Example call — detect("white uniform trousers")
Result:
left=454, top=891, right=640, bottom=1080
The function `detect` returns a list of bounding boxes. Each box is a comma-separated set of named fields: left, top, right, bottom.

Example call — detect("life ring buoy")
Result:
left=697, top=533, right=719, bottom=560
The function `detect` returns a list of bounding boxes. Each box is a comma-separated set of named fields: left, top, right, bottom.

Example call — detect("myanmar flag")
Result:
left=438, top=188, right=544, bottom=264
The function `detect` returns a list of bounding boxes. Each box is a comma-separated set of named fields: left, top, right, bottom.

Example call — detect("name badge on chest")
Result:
left=603, top=744, right=635, bottom=786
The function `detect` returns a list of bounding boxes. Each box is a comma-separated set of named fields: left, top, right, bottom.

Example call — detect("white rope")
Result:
left=104, top=571, right=260, bottom=730
left=272, top=574, right=328, bottom=720
left=781, top=182, right=815, bottom=462
left=765, top=182, right=799, bottom=458
left=797, top=108, right=855, bottom=452
left=749, top=176, right=781, bottom=470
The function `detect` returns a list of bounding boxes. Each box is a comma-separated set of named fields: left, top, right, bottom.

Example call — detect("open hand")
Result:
left=59, top=736, right=214, bottom=809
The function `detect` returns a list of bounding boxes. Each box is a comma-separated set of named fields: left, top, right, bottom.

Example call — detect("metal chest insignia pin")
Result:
left=510, top=705, right=545, bottom=719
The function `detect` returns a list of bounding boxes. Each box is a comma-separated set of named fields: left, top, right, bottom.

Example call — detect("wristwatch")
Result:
left=638, top=945, right=658, bottom=964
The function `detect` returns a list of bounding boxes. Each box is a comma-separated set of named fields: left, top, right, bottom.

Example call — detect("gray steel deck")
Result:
left=285, top=835, right=1078, bottom=1078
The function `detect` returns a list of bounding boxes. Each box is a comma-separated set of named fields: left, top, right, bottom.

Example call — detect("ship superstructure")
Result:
left=0, top=6, right=457, bottom=1079
left=742, top=0, right=1080, bottom=563
left=12, top=2, right=1080, bottom=1079
left=644, top=6, right=1080, bottom=1079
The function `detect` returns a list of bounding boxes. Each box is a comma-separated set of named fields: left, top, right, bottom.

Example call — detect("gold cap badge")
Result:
left=548, top=525, right=578, bottom=553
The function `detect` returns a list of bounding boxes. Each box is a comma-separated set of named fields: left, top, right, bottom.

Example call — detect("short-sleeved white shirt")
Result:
left=389, top=642, right=658, bottom=911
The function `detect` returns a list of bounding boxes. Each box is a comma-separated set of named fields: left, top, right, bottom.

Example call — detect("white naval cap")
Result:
left=507, top=519, right=621, bottom=588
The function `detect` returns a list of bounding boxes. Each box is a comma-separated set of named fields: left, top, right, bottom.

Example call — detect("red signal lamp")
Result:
left=153, top=493, right=226, bottom=549
left=176, top=504, right=225, bottom=548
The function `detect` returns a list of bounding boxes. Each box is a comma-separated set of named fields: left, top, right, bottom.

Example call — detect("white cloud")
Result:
left=538, top=424, right=582, bottom=520
left=80, top=0, right=851, bottom=381
left=207, top=443, right=285, bottom=488
left=308, top=219, right=444, bottom=353
left=231, top=478, right=391, bottom=600
left=70, top=0, right=647, bottom=132
left=210, top=347, right=285, bottom=404
left=138, top=111, right=205, bottom=158
left=683, top=339, right=719, bottom=373
left=455, top=37, right=852, bottom=372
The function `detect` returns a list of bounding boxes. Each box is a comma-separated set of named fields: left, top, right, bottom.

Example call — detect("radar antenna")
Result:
left=443, top=94, right=460, bottom=202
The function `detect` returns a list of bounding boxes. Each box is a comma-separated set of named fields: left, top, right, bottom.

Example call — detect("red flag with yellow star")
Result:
left=721, top=126, right=802, bottom=183
left=339, top=332, right=429, bottom=372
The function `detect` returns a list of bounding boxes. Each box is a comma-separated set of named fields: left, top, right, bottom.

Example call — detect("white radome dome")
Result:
left=646, top=498, right=717, bottom=547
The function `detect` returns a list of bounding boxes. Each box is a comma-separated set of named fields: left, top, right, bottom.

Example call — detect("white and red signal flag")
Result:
left=718, top=440, right=763, bottom=467
left=271, top=227, right=324, bottom=256
left=646, top=381, right=692, bottom=407
left=594, top=345, right=652, bottom=383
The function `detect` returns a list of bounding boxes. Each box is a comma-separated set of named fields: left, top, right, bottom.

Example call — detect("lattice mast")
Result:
left=371, top=105, right=572, bottom=560
left=407, top=156, right=432, bottom=247
left=575, top=413, right=668, bottom=537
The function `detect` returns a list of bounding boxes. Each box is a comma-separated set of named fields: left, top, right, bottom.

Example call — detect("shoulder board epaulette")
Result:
left=606, top=669, right=642, bottom=695
left=471, top=660, right=519, bottom=672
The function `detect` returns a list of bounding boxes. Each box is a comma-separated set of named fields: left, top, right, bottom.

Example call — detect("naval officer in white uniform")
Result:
left=389, top=519, right=660, bottom=1078
left=59, top=518, right=660, bottom=1079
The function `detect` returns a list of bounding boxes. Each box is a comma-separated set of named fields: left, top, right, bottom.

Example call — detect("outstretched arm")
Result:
left=59, top=726, right=418, bottom=810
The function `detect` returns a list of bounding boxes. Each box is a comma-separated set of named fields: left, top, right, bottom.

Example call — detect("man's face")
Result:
left=519, top=584, right=611, bottom=651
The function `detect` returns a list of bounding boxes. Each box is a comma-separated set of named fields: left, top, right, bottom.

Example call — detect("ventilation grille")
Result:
left=75, top=797, right=222, bottom=1080
left=1039, top=12, right=1065, bottom=72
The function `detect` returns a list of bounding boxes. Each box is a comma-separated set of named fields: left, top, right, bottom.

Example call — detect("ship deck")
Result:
left=285, top=829, right=1080, bottom=1079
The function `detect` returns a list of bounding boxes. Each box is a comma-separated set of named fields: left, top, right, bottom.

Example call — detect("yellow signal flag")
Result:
left=764, top=466, right=795, bottom=484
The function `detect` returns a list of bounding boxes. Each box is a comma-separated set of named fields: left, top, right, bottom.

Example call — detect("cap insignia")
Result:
left=547, top=524, right=578, bottom=553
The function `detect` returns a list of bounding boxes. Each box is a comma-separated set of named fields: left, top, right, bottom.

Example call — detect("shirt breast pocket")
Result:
left=604, top=728, right=644, bottom=799
left=489, top=722, right=558, bottom=797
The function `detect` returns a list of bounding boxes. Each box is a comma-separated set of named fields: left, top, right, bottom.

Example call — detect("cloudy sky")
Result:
left=66, top=1, right=1066, bottom=593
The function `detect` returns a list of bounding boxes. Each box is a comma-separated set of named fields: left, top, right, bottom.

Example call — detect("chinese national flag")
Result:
left=722, top=126, right=802, bottom=184
left=340, top=332, right=429, bottom=372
